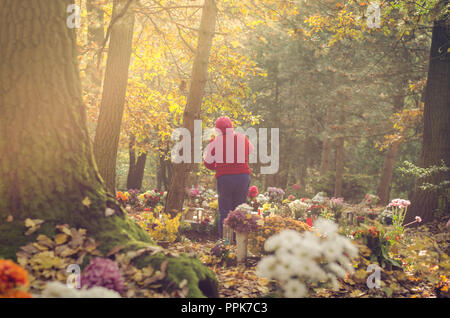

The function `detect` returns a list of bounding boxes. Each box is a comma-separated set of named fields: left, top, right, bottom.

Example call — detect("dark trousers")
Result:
left=217, top=173, right=250, bottom=239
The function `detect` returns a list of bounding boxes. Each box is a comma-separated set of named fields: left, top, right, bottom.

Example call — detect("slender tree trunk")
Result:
left=377, top=141, right=401, bottom=205
left=126, top=135, right=147, bottom=190
left=320, top=104, right=336, bottom=175
left=377, top=93, right=406, bottom=205
left=165, top=0, right=217, bottom=214
left=157, top=155, right=163, bottom=191
left=405, top=20, right=450, bottom=224
left=86, top=0, right=104, bottom=88
left=334, top=108, right=345, bottom=197
left=93, top=0, right=135, bottom=194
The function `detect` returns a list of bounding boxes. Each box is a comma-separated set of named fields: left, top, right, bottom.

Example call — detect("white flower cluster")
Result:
left=288, top=200, right=309, bottom=218
left=40, top=282, right=121, bottom=298
left=312, top=192, right=328, bottom=204
left=256, top=218, right=358, bottom=298
left=256, top=194, right=269, bottom=205
left=235, top=203, right=255, bottom=214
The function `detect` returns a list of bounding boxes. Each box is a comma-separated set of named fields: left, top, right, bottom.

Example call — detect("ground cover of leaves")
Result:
left=14, top=216, right=449, bottom=298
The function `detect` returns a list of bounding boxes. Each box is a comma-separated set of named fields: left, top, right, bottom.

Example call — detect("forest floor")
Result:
left=165, top=214, right=449, bottom=298
left=13, top=208, right=449, bottom=299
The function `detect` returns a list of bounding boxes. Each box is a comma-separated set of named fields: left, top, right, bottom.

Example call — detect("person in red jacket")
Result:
left=204, top=116, right=254, bottom=240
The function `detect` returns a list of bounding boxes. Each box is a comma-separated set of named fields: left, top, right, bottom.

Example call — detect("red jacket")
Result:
left=203, top=132, right=253, bottom=178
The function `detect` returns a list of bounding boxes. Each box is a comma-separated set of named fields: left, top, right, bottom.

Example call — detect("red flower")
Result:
left=248, top=186, right=259, bottom=198
left=306, top=217, right=313, bottom=227
left=144, top=208, right=150, bottom=212
left=293, top=183, right=302, bottom=190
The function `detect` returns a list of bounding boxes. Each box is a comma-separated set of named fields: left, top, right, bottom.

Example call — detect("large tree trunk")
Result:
left=126, top=135, right=147, bottom=190
left=405, top=20, right=450, bottom=224
left=320, top=104, right=336, bottom=175
left=0, top=0, right=217, bottom=297
left=165, top=0, right=217, bottom=214
left=93, top=0, right=135, bottom=194
left=334, top=109, right=345, bottom=197
left=377, top=141, right=401, bottom=205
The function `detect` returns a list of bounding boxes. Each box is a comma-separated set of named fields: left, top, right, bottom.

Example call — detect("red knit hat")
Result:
left=215, top=116, right=233, bottom=135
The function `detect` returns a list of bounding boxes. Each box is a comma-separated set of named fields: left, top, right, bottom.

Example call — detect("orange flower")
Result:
left=0, top=260, right=29, bottom=294
left=0, top=290, right=32, bottom=298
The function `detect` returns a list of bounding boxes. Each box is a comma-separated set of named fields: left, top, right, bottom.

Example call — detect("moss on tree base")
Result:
left=0, top=213, right=218, bottom=298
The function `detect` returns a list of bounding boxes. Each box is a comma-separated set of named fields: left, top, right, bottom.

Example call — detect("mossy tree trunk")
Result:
left=0, top=0, right=217, bottom=297
left=405, top=20, right=450, bottom=224
left=93, top=0, right=135, bottom=194
left=165, top=0, right=217, bottom=214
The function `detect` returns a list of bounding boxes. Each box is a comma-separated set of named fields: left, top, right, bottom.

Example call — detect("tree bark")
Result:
left=0, top=0, right=145, bottom=253
left=377, top=141, right=401, bottom=205
left=165, top=0, right=217, bottom=214
left=377, top=93, right=406, bottom=205
left=93, top=0, right=135, bottom=194
left=405, top=20, right=450, bottom=224
left=127, top=135, right=147, bottom=190
left=86, top=0, right=104, bottom=88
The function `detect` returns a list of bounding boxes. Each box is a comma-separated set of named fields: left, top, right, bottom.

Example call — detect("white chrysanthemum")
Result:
left=235, top=203, right=254, bottom=214
left=257, top=218, right=358, bottom=297
left=327, top=262, right=347, bottom=278
left=256, top=194, right=269, bottom=204
left=40, top=282, right=121, bottom=298
left=264, top=234, right=284, bottom=252
left=314, top=218, right=338, bottom=236
left=283, top=279, right=307, bottom=298
left=269, top=263, right=294, bottom=282
left=256, top=255, right=278, bottom=278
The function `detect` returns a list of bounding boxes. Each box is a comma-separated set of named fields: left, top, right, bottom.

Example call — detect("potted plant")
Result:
left=223, top=204, right=262, bottom=264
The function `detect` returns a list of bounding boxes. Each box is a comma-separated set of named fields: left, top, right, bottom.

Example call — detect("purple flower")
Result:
left=266, top=187, right=285, bottom=201
left=81, top=258, right=124, bottom=294
left=223, top=208, right=260, bottom=233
